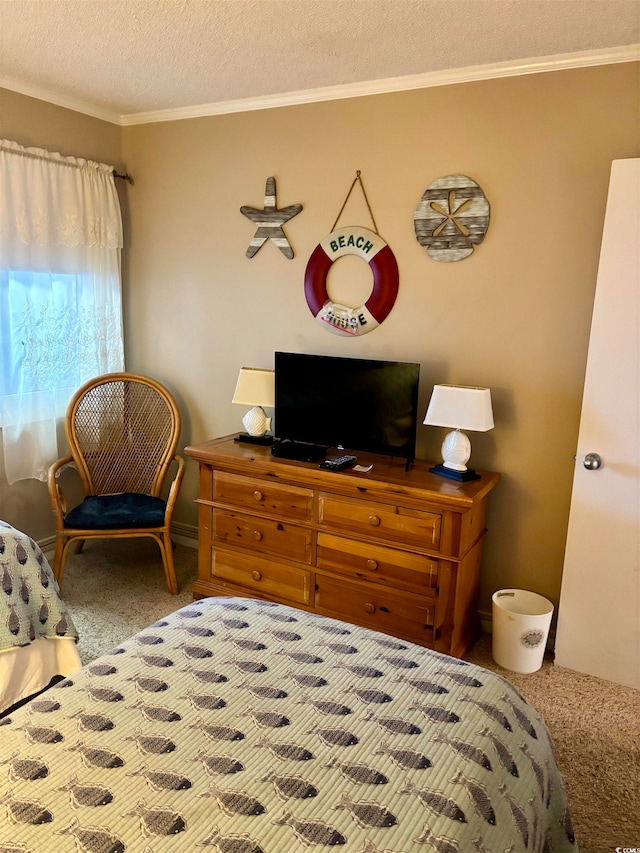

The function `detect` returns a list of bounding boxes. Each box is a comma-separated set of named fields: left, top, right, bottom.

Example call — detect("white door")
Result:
left=555, top=159, right=640, bottom=690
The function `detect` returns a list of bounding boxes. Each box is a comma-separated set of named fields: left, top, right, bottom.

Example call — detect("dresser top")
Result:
left=185, top=434, right=500, bottom=511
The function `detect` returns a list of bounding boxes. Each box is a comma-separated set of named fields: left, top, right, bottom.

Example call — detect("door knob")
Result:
left=583, top=453, right=602, bottom=470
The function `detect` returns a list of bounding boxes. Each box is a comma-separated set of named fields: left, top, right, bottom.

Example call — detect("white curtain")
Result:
left=0, top=139, right=125, bottom=484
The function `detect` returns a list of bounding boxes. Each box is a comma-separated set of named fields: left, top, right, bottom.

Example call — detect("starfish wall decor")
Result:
left=240, top=176, right=303, bottom=260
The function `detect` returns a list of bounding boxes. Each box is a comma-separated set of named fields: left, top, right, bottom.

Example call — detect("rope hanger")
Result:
left=330, top=170, right=379, bottom=235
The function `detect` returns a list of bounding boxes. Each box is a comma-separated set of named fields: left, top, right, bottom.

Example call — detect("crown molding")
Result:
left=0, top=75, right=122, bottom=125
left=3, top=45, right=638, bottom=128
left=120, top=45, right=639, bottom=126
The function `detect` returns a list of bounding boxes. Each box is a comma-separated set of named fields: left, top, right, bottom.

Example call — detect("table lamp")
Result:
left=423, top=384, right=494, bottom=481
left=232, top=367, right=275, bottom=445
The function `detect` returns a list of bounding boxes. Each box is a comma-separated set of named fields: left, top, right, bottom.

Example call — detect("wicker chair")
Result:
left=48, top=372, right=185, bottom=595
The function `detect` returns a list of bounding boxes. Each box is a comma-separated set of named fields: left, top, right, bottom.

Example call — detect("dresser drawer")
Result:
left=214, top=471, right=313, bottom=520
left=316, top=533, right=439, bottom=596
left=315, top=575, right=435, bottom=643
left=317, top=494, right=441, bottom=551
left=212, top=549, right=312, bottom=605
left=213, top=510, right=313, bottom=564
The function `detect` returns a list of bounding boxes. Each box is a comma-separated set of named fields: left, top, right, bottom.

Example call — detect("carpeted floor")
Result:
left=60, top=538, right=198, bottom=663
left=59, top=539, right=639, bottom=853
left=466, top=635, right=639, bottom=853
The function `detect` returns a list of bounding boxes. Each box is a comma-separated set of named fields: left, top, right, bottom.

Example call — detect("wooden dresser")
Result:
left=185, top=435, right=500, bottom=658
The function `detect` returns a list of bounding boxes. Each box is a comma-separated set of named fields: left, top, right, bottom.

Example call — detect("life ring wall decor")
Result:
left=304, top=226, right=399, bottom=337
left=414, top=175, right=490, bottom=262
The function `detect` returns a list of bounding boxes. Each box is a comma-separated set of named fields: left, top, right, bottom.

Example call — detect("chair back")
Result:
left=66, top=373, right=181, bottom=498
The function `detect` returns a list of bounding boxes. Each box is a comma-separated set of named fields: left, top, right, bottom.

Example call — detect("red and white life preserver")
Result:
left=304, top=226, right=399, bottom=336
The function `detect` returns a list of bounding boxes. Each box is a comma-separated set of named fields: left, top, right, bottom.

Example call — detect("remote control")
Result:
left=319, top=454, right=357, bottom=471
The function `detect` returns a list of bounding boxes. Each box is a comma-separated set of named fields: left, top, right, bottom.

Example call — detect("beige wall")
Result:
left=1, top=62, right=638, bottom=617
left=121, top=63, right=639, bottom=616
left=0, top=88, right=124, bottom=541
left=0, top=88, right=123, bottom=168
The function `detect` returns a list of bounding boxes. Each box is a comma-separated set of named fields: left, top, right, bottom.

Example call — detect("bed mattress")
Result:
left=0, top=596, right=577, bottom=851
left=0, top=520, right=80, bottom=714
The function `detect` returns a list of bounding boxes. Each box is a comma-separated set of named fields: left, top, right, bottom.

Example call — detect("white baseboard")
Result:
left=38, top=522, right=199, bottom=559
left=39, top=536, right=56, bottom=560
left=170, top=522, right=199, bottom=548
left=479, top=609, right=493, bottom=634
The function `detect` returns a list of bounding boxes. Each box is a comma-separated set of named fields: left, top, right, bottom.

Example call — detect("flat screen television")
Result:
left=272, top=352, right=420, bottom=462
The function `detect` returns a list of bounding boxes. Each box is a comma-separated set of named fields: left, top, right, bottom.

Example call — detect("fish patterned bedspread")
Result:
left=0, top=597, right=577, bottom=852
left=0, top=521, right=78, bottom=652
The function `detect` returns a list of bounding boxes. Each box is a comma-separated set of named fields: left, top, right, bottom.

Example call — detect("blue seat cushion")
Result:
left=64, top=493, right=166, bottom=530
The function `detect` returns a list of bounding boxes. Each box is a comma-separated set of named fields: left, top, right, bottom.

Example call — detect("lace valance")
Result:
left=0, top=139, right=123, bottom=250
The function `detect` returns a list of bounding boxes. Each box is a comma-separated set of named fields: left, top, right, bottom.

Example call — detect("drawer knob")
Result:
left=368, top=515, right=381, bottom=527
left=253, top=490, right=264, bottom=501
left=364, top=602, right=376, bottom=614
left=253, top=530, right=263, bottom=541
left=366, top=559, right=379, bottom=571
left=251, top=570, right=262, bottom=581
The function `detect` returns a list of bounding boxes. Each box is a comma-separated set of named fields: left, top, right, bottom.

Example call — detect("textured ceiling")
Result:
left=0, top=0, right=638, bottom=123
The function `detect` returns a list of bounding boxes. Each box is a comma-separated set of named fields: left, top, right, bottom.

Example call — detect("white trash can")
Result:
left=492, top=589, right=554, bottom=674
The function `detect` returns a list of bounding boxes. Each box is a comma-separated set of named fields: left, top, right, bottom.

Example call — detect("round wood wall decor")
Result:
left=414, top=175, right=490, bottom=262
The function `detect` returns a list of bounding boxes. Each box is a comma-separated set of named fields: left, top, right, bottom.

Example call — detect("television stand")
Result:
left=270, top=438, right=329, bottom=462
left=185, top=434, right=500, bottom=657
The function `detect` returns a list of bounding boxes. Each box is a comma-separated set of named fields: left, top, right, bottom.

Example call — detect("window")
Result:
left=0, top=140, right=124, bottom=483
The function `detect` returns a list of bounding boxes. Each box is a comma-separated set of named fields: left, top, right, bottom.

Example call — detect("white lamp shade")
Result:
left=232, top=367, right=275, bottom=408
left=424, top=385, right=494, bottom=432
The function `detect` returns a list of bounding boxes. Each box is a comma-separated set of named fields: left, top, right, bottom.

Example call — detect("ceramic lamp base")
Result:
left=240, top=405, right=271, bottom=438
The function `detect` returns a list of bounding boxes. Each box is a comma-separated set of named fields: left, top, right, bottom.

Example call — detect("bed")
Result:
left=0, top=521, right=81, bottom=715
left=0, top=596, right=577, bottom=852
